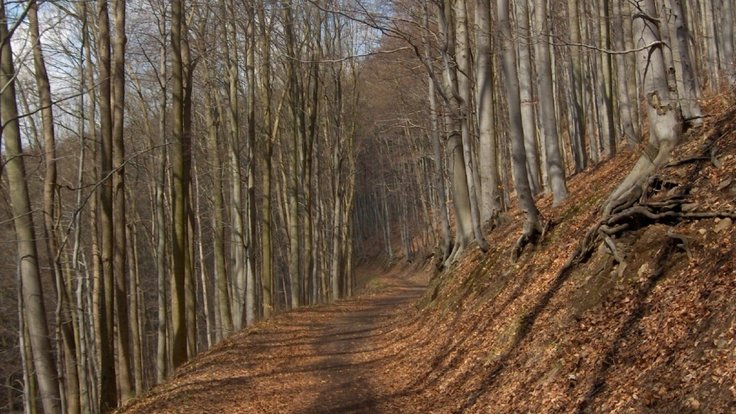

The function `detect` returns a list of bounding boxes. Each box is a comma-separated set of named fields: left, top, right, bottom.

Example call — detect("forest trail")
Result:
left=120, top=265, right=429, bottom=413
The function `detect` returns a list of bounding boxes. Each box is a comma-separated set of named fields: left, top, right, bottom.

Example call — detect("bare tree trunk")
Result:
left=1, top=2, right=61, bottom=411
left=605, top=0, right=682, bottom=214
left=719, top=0, right=735, bottom=82
left=219, top=0, right=247, bottom=330
left=28, top=3, right=80, bottom=412
left=455, top=0, right=490, bottom=252
left=284, top=0, right=302, bottom=309
left=497, top=0, right=543, bottom=259
left=566, top=0, right=587, bottom=172
left=94, top=0, right=118, bottom=408
left=667, top=0, right=703, bottom=126
left=475, top=0, right=501, bottom=224
left=622, top=0, right=641, bottom=137
left=110, top=0, right=133, bottom=403
left=258, top=5, right=275, bottom=318
left=701, top=0, right=719, bottom=88
left=599, top=0, right=616, bottom=157
left=125, top=219, right=143, bottom=395
left=514, top=0, right=542, bottom=194
left=170, top=0, right=189, bottom=369
left=612, top=0, right=638, bottom=146
left=532, top=0, right=567, bottom=205
left=245, top=8, right=258, bottom=325
left=155, top=11, right=169, bottom=382
left=437, top=0, right=475, bottom=262
left=205, top=70, right=233, bottom=340
left=181, top=21, right=197, bottom=359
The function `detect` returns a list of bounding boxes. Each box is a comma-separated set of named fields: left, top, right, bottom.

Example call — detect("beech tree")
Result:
left=1, top=2, right=61, bottom=412
left=2, top=0, right=733, bottom=411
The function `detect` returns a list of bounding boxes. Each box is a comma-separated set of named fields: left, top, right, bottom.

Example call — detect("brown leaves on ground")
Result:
left=120, top=93, right=736, bottom=413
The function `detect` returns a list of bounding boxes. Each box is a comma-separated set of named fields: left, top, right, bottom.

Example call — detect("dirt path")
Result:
left=120, top=266, right=428, bottom=414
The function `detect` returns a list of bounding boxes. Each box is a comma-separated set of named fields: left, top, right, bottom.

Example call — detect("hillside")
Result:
left=119, top=95, right=736, bottom=413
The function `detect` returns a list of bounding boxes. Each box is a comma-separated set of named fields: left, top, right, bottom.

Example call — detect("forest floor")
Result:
left=118, top=264, right=432, bottom=413
left=120, top=92, right=736, bottom=414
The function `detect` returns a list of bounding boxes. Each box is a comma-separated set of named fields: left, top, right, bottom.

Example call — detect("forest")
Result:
left=0, top=0, right=734, bottom=412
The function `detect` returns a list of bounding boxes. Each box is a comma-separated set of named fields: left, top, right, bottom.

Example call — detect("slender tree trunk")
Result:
left=1, top=2, right=61, bottom=411
left=155, top=13, right=169, bottom=382
left=110, top=0, right=133, bottom=403
left=204, top=67, right=233, bottom=340
left=170, top=0, right=189, bottom=369
left=612, top=0, right=638, bottom=146
left=259, top=6, right=275, bottom=318
left=514, top=0, right=542, bottom=194
left=497, top=0, right=542, bottom=259
left=455, top=0, right=490, bottom=252
left=94, top=0, right=118, bottom=408
left=667, top=0, right=703, bottom=126
left=533, top=0, right=567, bottom=204
left=566, top=0, right=587, bottom=172
left=28, top=3, right=81, bottom=412
left=245, top=9, right=258, bottom=325
left=475, top=0, right=500, bottom=224
left=284, top=0, right=302, bottom=309
left=437, top=0, right=475, bottom=261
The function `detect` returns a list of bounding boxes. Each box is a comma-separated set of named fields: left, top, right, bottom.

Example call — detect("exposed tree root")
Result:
left=581, top=118, right=733, bottom=266
left=511, top=219, right=544, bottom=262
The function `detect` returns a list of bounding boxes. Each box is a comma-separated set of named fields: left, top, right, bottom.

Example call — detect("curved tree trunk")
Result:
left=28, top=3, right=81, bottom=412
left=605, top=0, right=682, bottom=214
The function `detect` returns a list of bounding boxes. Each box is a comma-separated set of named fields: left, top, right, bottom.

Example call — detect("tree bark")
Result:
left=605, top=0, right=682, bottom=214
left=94, top=0, right=118, bottom=408
left=170, top=0, right=189, bottom=369
left=1, top=2, right=62, bottom=411
left=514, top=0, right=542, bottom=194
left=566, top=0, right=587, bottom=172
left=455, top=0, right=490, bottom=252
left=532, top=0, right=567, bottom=205
left=475, top=0, right=501, bottom=223
left=497, top=0, right=542, bottom=257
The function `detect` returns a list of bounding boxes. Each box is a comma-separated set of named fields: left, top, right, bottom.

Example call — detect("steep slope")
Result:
left=119, top=94, right=736, bottom=413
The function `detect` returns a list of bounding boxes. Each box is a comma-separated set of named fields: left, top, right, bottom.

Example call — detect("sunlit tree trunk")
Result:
left=284, top=0, right=302, bottom=308
left=532, top=0, right=567, bottom=205
left=497, top=0, right=542, bottom=258
left=612, top=0, right=638, bottom=146
left=605, top=0, right=682, bottom=213
left=437, top=0, right=475, bottom=261
left=566, top=0, right=587, bottom=172
left=28, top=2, right=81, bottom=412
left=514, top=0, right=542, bottom=194
left=667, top=0, right=703, bottom=126
left=455, top=0, right=490, bottom=252
left=1, top=2, right=61, bottom=411
left=474, top=0, right=500, bottom=224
